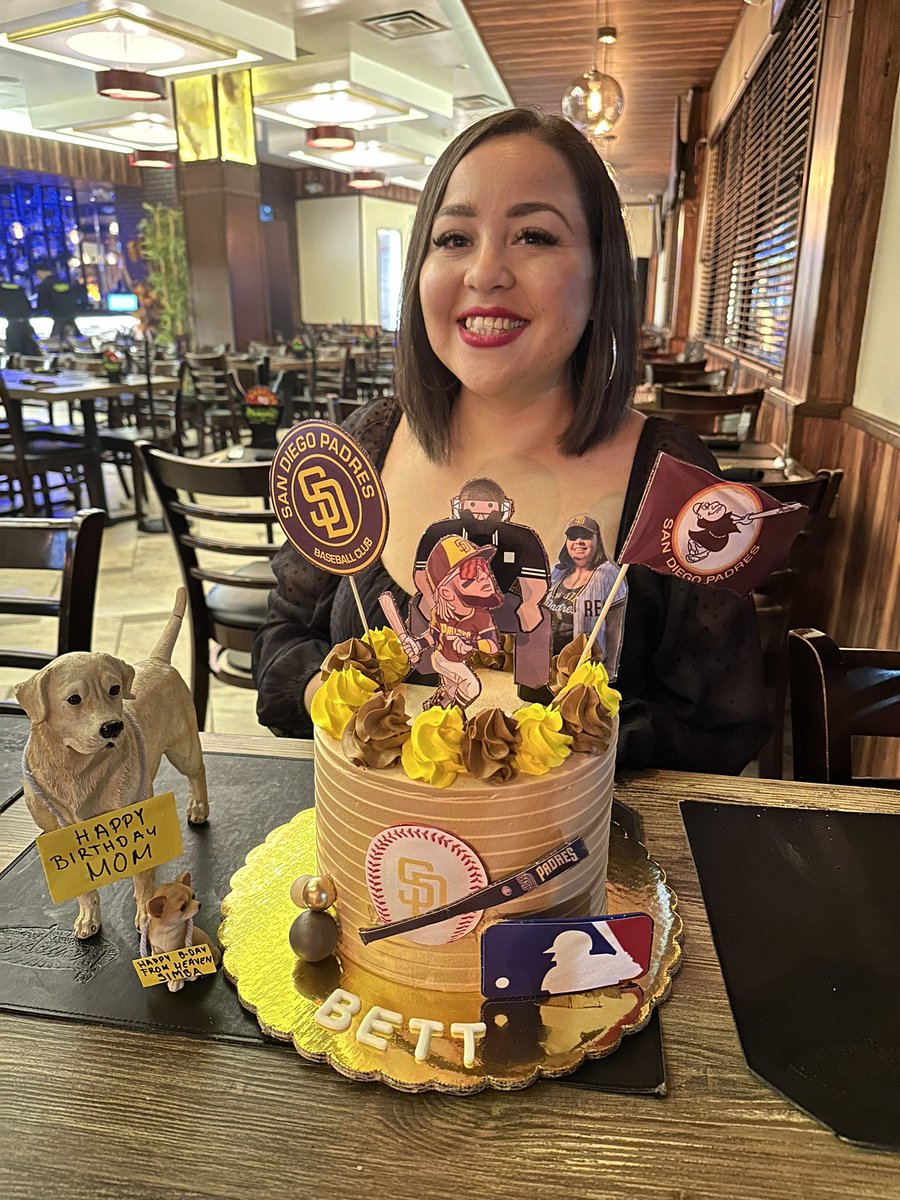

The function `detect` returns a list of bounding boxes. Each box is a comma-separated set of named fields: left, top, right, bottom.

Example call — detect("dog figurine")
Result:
left=17, top=588, right=208, bottom=940
left=146, top=871, right=220, bottom=992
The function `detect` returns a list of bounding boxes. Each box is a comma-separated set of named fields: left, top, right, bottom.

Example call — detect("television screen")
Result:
left=107, top=292, right=139, bottom=313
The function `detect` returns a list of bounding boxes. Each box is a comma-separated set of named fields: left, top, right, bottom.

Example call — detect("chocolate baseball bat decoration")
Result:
left=378, top=591, right=422, bottom=664
left=358, top=837, right=589, bottom=945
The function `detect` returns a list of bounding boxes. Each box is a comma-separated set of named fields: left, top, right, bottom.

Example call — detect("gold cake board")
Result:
left=220, top=808, right=683, bottom=1094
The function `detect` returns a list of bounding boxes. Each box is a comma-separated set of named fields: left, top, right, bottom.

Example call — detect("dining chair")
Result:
left=182, top=352, right=244, bottom=454
left=789, top=628, right=900, bottom=787
left=0, top=372, right=106, bottom=515
left=645, top=359, right=709, bottom=385
left=654, top=401, right=762, bottom=445
left=138, top=443, right=279, bottom=728
left=0, top=507, right=104, bottom=715
left=754, top=469, right=843, bottom=778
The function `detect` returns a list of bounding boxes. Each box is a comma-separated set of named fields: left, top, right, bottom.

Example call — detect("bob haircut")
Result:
left=395, top=107, right=638, bottom=463
left=553, top=529, right=607, bottom=576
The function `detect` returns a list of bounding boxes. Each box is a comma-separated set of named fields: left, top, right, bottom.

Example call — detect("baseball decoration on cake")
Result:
left=365, top=825, right=489, bottom=946
left=221, top=466, right=689, bottom=1092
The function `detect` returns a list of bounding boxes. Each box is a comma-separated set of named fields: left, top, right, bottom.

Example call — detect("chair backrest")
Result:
left=183, top=352, right=240, bottom=408
left=0, top=508, right=105, bottom=713
left=646, top=359, right=709, bottom=384
left=789, top=628, right=900, bottom=785
left=656, top=402, right=761, bottom=441
left=658, top=380, right=754, bottom=407
left=759, top=469, right=843, bottom=617
left=0, top=370, right=32, bottom=470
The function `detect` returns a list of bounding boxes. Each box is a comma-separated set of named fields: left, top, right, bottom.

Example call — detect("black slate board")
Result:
left=0, top=750, right=665, bottom=1094
left=0, top=712, right=29, bottom=813
left=682, top=799, right=900, bottom=1150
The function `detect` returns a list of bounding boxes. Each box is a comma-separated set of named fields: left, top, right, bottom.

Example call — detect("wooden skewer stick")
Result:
left=574, top=561, right=630, bottom=671
left=349, top=575, right=369, bottom=637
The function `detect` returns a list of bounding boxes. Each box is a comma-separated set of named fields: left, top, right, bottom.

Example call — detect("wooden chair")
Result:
left=182, top=352, right=244, bottom=454
left=645, top=359, right=708, bottom=384
left=0, top=373, right=105, bottom=515
left=139, top=444, right=279, bottom=728
left=0, top=508, right=105, bottom=714
left=789, top=628, right=900, bottom=787
left=754, top=470, right=843, bottom=777
left=655, top=400, right=762, bottom=445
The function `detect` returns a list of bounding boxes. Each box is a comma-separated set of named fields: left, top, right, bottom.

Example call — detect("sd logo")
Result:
left=269, top=419, right=389, bottom=576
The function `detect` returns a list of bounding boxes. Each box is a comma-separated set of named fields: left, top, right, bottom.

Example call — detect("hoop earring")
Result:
left=607, top=331, right=618, bottom=386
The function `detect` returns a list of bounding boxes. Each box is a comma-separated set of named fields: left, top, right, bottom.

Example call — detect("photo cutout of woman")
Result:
left=546, top=516, right=628, bottom=679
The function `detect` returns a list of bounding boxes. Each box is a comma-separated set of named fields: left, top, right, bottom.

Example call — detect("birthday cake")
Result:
left=308, top=631, right=620, bottom=993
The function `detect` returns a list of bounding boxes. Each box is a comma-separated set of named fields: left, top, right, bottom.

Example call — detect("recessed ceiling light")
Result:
left=107, top=121, right=176, bottom=147
left=286, top=91, right=378, bottom=124
left=331, top=141, right=405, bottom=169
left=68, top=30, right=186, bottom=66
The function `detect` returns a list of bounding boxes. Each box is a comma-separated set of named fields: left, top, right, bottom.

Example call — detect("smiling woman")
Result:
left=254, top=108, right=771, bottom=774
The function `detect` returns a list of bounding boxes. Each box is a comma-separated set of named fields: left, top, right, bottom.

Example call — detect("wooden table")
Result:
left=1, top=734, right=898, bottom=1199
left=3, top=369, right=178, bottom=517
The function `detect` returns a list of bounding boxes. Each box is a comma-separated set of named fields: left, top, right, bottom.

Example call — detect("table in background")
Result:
left=1, top=735, right=898, bottom=1200
left=3, top=369, right=179, bottom=517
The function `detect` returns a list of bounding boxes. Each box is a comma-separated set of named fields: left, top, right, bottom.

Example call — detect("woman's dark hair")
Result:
left=395, top=107, right=638, bottom=463
left=554, top=530, right=607, bottom=575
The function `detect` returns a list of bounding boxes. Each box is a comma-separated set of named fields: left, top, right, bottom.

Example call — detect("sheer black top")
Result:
left=252, top=399, right=770, bottom=773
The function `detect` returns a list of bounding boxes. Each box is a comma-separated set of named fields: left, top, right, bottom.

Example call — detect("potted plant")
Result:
left=137, top=203, right=191, bottom=348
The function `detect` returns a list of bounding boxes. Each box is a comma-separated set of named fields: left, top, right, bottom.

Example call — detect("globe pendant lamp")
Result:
left=562, top=1, right=623, bottom=137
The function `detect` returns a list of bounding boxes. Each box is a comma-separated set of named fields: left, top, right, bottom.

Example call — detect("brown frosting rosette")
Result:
left=342, top=690, right=410, bottom=769
left=551, top=634, right=602, bottom=695
left=554, top=684, right=613, bottom=754
left=460, top=707, right=521, bottom=783
left=322, top=637, right=381, bottom=685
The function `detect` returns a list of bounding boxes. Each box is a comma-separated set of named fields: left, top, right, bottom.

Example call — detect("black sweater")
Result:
left=252, top=400, right=770, bottom=773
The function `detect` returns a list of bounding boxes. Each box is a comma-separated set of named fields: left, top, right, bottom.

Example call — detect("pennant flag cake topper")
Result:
left=270, top=419, right=389, bottom=576
left=619, top=452, right=807, bottom=597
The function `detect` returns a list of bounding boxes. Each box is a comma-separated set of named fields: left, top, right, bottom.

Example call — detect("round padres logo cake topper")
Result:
left=270, top=419, right=389, bottom=576
left=670, top=481, right=764, bottom=575
left=365, top=824, right=489, bottom=946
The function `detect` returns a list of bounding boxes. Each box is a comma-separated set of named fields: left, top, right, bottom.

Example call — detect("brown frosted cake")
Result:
left=308, top=633, right=620, bottom=993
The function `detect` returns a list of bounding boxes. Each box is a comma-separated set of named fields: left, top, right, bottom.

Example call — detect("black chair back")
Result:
left=139, top=443, right=279, bottom=728
left=789, top=628, right=900, bottom=786
left=645, top=359, right=708, bottom=384
left=753, top=470, right=843, bottom=777
left=0, top=508, right=104, bottom=713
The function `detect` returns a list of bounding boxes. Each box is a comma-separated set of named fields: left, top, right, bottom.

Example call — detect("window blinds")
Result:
left=699, top=0, right=824, bottom=371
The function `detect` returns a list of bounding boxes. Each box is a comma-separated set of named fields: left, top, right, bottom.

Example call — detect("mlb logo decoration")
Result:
left=365, top=824, right=489, bottom=945
left=619, top=452, right=807, bottom=597
left=481, top=913, right=654, bottom=1001
left=270, top=419, right=389, bottom=576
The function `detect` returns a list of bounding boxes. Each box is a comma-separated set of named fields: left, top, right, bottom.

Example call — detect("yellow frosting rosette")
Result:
left=310, top=665, right=380, bottom=739
left=363, top=626, right=410, bottom=688
left=512, top=703, right=573, bottom=776
left=557, top=660, right=622, bottom=717
left=401, top=706, right=465, bottom=789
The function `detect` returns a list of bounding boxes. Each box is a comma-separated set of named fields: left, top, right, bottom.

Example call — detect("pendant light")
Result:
left=562, top=0, right=624, bottom=138
left=94, top=23, right=167, bottom=101
left=129, top=149, right=176, bottom=168
left=347, top=170, right=386, bottom=190
left=306, top=125, right=356, bottom=151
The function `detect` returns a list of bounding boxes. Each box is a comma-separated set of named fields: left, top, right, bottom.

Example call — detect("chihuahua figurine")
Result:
left=146, top=871, right=220, bottom=992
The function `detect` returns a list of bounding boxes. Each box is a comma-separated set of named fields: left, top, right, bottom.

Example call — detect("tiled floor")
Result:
left=0, top=464, right=271, bottom=737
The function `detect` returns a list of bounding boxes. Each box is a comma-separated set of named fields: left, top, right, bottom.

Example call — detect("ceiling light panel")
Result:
left=7, top=11, right=237, bottom=74
left=329, top=140, right=416, bottom=169
left=256, top=86, right=412, bottom=130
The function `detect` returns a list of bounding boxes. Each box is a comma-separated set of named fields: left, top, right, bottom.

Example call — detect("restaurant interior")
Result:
left=0, top=0, right=899, bottom=1194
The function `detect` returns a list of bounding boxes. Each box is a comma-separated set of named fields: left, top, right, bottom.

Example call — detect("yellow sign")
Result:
left=133, top=943, right=218, bottom=988
left=36, top=792, right=182, bottom=904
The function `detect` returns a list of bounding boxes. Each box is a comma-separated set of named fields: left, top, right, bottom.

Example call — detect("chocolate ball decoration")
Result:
left=289, top=909, right=340, bottom=962
left=289, top=874, right=311, bottom=908
left=301, top=874, right=337, bottom=911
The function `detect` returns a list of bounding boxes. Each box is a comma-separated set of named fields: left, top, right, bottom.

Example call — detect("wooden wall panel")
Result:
left=0, top=131, right=140, bottom=186
left=794, top=409, right=900, bottom=777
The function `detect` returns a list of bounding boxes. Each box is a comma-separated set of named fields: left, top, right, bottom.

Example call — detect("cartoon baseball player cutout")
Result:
left=383, top=536, right=504, bottom=710
left=411, top=478, right=552, bottom=692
